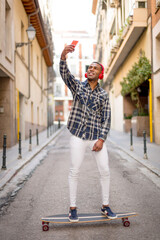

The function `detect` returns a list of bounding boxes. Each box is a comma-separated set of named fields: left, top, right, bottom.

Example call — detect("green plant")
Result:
left=120, top=50, right=151, bottom=114
left=124, top=114, right=132, bottom=119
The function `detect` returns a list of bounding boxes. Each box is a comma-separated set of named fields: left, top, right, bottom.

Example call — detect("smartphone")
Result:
left=71, top=40, right=78, bottom=47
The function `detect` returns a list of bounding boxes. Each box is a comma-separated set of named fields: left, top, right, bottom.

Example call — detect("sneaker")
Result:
left=101, top=206, right=117, bottom=219
left=69, top=208, right=79, bottom=222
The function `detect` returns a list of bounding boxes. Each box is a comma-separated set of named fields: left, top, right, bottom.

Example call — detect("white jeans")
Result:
left=69, top=135, right=110, bottom=207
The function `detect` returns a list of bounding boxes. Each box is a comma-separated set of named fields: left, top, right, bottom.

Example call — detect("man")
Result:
left=60, top=44, right=116, bottom=222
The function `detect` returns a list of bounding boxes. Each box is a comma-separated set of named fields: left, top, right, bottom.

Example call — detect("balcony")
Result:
left=104, top=8, right=148, bottom=84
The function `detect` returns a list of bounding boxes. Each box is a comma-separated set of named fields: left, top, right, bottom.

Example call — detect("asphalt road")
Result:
left=0, top=128, right=160, bottom=240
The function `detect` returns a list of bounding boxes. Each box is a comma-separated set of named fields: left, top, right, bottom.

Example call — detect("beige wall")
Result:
left=0, top=78, right=16, bottom=147
left=0, top=0, right=15, bottom=147
left=0, top=0, right=14, bottom=78
left=14, top=0, right=48, bottom=140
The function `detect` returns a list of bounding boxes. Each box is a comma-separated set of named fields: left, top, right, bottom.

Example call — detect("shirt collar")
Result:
left=84, top=80, right=100, bottom=90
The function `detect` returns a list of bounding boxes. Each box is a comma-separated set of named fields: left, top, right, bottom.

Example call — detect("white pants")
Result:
left=69, top=135, right=110, bottom=207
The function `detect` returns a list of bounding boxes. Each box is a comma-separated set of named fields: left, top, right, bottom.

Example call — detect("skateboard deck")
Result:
left=41, top=212, right=138, bottom=231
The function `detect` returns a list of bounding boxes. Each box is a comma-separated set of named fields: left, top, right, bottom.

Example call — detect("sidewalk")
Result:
left=107, top=129, right=160, bottom=177
left=0, top=125, right=65, bottom=190
left=0, top=126, right=159, bottom=192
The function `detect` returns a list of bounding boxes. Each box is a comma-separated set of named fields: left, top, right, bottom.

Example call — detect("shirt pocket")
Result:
left=75, top=89, right=87, bottom=104
left=90, top=96, right=104, bottom=113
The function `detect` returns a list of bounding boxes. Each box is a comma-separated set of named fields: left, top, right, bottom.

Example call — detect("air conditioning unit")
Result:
left=156, top=0, right=160, bottom=8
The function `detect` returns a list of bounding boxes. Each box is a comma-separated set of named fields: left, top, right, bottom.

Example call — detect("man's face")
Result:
left=87, top=63, right=102, bottom=81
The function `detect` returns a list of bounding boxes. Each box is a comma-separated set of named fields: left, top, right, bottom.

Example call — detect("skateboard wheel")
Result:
left=42, top=224, right=49, bottom=231
left=42, top=221, right=49, bottom=225
left=123, top=220, right=130, bottom=227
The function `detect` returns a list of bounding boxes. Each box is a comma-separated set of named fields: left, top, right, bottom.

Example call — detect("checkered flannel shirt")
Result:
left=59, top=60, right=111, bottom=141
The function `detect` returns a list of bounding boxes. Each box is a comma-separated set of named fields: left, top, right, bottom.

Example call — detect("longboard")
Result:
left=41, top=212, right=138, bottom=231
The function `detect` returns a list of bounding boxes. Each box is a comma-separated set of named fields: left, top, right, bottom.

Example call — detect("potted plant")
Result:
left=123, top=114, right=132, bottom=132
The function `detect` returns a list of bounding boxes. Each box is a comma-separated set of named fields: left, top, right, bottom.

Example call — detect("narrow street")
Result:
left=0, top=128, right=160, bottom=240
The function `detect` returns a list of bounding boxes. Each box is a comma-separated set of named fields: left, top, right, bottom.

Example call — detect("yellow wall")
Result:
left=113, top=25, right=151, bottom=97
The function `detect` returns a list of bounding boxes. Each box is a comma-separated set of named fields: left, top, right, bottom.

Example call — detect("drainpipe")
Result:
left=41, top=45, right=49, bottom=102
left=150, top=13, right=154, bottom=142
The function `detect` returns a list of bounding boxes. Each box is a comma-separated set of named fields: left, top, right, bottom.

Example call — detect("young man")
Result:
left=60, top=44, right=116, bottom=222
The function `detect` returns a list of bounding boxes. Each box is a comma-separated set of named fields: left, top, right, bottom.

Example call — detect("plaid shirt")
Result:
left=59, top=60, right=111, bottom=141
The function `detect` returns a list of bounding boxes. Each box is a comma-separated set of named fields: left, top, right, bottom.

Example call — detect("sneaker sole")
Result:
left=68, top=218, right=79, bottom=223
left=101, top=211, right=117, bottom=219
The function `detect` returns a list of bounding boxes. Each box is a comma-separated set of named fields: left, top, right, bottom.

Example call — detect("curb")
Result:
left=0, top=126, right=66, bottom=191
left=107, top=138, right=160, bottom=178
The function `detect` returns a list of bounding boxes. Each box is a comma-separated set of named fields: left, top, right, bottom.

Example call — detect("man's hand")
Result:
left=61, top=45, right=75, bottom=60
left=92, top=139, right=104, bottom=152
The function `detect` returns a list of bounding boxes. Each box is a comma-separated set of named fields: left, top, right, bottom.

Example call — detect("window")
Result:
left=138, top=2, right=145, bottom=8
left=31, top=44, right=33, bottom=72
left=135, top=0, right=147, bottom=8
left=156, top=0, right=160, bottom=8
left=85, top=65, right=89, bottom=72
left=37, top=56, right=39, bottom=82
left=5, top=1, right=12, bottom=60
left=54, top=84, right=61, bottom=96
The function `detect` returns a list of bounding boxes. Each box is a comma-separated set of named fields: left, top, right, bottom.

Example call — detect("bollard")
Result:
left=50, top=125, right=52, bottom=135
left=130, top=128, right=133, bottom=151
left=47, top=126, right=49, bottom=138
left=18, top=132, right=22, bottom=159
left=36, top=129, right=39, bottom=146
left=58, top=118, right=61, bottom=129
left=2, top=135, right=7, bottom=170
left=143, top=130, right=148, bottom=159
left=29, top=129, right=32, bottom=151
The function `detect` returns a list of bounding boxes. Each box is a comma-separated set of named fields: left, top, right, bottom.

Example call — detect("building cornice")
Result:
left=92, top=0, right=98, bottom=15
left=21, top=0, right=53, bottom=67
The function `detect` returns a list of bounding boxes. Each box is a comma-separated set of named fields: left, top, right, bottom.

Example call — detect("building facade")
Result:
left=0, top=0, right=16, bottom=147
left=0, top=0, right=53, bottom=147
left=92, top=0, right=160, bottom=143
left=151, top=0, right=160, bottom=144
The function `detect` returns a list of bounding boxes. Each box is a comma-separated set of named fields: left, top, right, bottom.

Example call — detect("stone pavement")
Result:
left=107, top=129, right=160, bottom=177
left=0, top=125, right=159, bottom=192
left=0, top=124, right=65, bottom=190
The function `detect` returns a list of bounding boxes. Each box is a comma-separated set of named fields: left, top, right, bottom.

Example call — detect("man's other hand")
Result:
left=92, top=140, right=104, bottom=152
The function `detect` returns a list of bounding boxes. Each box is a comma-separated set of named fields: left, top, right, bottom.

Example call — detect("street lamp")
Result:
left=16, top=24, right=36, bottom=48
left=26, top=24, right=36, bottom=41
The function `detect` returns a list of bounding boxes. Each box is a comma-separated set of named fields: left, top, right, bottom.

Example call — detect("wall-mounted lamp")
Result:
left=16, top=24, right=36, bottom=48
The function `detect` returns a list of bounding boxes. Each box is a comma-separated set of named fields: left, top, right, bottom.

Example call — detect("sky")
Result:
left=51, top=0, right=96, bottom=34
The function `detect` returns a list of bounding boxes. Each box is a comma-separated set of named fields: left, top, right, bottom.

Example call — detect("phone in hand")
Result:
left=71, top=40, right=78, bottom=47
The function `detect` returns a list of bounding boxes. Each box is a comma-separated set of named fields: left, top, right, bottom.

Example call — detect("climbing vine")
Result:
left=120, top=50, right=152, bottom=114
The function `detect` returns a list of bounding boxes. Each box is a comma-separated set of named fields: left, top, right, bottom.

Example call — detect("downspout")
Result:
left=41, top=45, right=49, bottom=102
left=150, top=12, right=154, bottom=142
